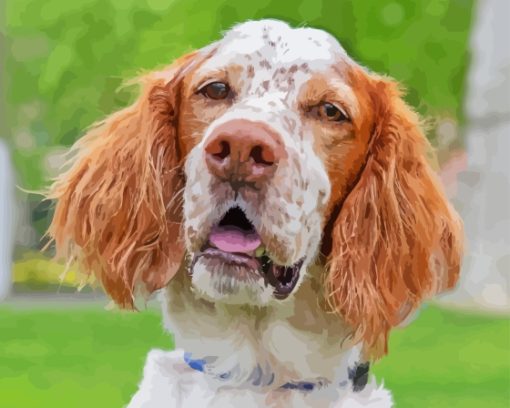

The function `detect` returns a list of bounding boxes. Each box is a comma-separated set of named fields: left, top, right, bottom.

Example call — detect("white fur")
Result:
left=161, top=265, right=366, bottom=387
left=128, top=350, right=392, bottom=408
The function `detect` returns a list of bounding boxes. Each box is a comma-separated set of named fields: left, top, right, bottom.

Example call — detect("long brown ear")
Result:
left=47, top=52, right=200, bottom=308
left=326, top=78, right=463, bottom=358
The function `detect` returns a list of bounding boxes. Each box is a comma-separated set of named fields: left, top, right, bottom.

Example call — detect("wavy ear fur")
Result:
left=48, top=52, right=200, bottom=308
left=326, top=78, right=463, bottom=358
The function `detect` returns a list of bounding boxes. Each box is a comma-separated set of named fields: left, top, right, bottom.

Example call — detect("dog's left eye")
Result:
left=199, top=82, right=230, bottom=100
left=318, top=102, right=349, bottom=122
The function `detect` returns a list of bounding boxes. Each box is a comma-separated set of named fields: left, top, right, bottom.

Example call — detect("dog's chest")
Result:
left=259, top=300, right=361, bottom=384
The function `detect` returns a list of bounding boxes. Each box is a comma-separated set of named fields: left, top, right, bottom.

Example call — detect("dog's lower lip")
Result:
left=199, top=247, right=260, bottom=270
left=193, top=245, right=304, bottom=299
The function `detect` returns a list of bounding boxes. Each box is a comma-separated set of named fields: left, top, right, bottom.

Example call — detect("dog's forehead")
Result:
left=202, top=19, right=350, bottom=73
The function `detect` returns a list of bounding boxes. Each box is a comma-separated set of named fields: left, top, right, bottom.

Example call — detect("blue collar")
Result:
left=183, top=352, right=368, bottom=392
left=184, top=352, right=207, bottom=372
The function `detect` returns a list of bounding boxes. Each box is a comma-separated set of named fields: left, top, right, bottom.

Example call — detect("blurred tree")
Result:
left=0, top=140, right=15, bottom=300
left=441, top=0, right=510, bottom=312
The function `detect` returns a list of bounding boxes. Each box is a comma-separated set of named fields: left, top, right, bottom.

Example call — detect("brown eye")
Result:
left=199, top=82, right=230, bottom=100
left=318, top=102, right=348, bottom=122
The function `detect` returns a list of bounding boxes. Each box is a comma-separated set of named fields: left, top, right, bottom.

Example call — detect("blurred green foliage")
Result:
left=5, top=0, right=474, bottom=190
left=12, top=251, right=91, bottom=291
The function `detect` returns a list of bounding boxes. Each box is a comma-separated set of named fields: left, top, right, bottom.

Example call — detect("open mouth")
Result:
left=198, top=206, right=304, bottom=299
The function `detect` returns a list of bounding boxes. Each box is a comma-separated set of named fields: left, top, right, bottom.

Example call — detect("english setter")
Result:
left=49, top=19, right=463, bottom=407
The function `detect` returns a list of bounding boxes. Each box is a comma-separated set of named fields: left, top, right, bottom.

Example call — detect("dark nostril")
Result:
left=211, top=140, right=230, bottom=160
left=250, top=145, right=274, bottom=166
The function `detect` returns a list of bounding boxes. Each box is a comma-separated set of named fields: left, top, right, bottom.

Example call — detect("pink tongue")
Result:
left=209, top=226, right=261, bottom=254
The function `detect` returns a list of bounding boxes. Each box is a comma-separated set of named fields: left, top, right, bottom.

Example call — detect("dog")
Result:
left=48, top=19, right=463, bottom=407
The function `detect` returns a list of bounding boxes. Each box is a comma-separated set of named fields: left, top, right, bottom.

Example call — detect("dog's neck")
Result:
left=161, top=264, right=364, bottom=391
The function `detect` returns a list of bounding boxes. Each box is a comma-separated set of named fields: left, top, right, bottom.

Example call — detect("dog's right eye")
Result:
left=315, top=102, right=350, bottom=123
left=199, top=82, right=230, bottom=100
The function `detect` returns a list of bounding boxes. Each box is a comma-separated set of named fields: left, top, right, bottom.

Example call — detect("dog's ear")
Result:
left=48, top=52, right=201, bottom=308
left=326, top=77, right=463, bottom=358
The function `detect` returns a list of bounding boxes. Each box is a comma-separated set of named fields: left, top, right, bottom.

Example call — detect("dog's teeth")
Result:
left=255, top=245, right=265, bottom=258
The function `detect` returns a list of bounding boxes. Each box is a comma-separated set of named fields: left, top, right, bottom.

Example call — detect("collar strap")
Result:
left=281, top=381, right=316, bottom=391
left=348, top=362, right=370, bottom=392
left=184, top=353, right=369, bottom=393
left=184, top=352, right=206, bottom=372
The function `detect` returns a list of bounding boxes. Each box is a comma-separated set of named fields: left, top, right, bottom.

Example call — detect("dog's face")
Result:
left=177, top=21, right=371, bottom=304
left=49, top=19, right=462, bottom=356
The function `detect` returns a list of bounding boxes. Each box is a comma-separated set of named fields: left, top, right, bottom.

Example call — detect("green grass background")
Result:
left=0, top=303, right=508, bottom=408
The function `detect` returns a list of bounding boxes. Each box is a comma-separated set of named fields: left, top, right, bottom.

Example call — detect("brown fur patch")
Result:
left=324, top=69, right=463, bottom=359
left=47, top=53, right=205, bottom=308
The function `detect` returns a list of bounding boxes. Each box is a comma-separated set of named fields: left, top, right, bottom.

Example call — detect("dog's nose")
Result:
left=204, top=119, right=285, bottom=185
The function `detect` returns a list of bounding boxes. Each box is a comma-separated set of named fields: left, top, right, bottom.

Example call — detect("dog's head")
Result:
left=49, top=20, right=462, bottom=357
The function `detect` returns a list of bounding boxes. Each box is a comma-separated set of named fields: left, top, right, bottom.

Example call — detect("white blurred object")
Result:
left=0, top=139, right=15, bottom=300
left=440, top=0, right=510, bottom=313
